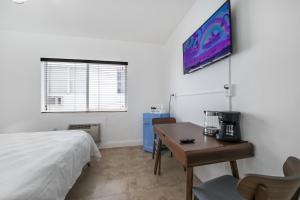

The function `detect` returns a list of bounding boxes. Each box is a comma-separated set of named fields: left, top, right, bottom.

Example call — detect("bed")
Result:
left=0, top=130, right=101, bottom=200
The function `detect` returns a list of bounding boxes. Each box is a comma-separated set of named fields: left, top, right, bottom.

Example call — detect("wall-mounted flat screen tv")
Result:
left=183, top=0, right=232, bottom=74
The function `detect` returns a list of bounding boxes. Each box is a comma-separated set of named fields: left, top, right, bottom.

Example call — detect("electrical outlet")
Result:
left=172, top=93, right=176, bottom=99
left=224, top=84, right=234, bottom=97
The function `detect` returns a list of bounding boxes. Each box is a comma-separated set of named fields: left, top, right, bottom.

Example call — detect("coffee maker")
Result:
left=216, top=111, right=241, bottom=142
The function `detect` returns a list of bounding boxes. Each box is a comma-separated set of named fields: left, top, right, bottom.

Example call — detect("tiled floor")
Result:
left=66, top=146, right=199, bottom=200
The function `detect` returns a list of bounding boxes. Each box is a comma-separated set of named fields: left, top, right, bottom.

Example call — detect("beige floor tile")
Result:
left=66, top=146, right=192, bottom=200
left=88, top=193, right=130, bottom=200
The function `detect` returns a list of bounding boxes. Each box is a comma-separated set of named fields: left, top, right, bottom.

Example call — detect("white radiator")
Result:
left=68, top=124, right=101, bottom=144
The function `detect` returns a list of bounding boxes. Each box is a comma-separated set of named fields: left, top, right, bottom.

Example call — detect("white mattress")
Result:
left=0, top=130, right=101, bottom=200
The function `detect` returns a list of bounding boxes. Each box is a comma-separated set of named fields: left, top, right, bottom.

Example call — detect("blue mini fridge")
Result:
left=143, top=113, right=170, bottom=152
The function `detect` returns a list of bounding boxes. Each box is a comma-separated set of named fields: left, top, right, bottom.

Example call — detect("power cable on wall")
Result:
left=168, top=94, right=175, bottom=114
left=228, top=57, right=232, bottom=111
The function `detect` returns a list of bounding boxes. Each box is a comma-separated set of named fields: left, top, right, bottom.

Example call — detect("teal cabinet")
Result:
left=143, top=113, right=170, bottom=152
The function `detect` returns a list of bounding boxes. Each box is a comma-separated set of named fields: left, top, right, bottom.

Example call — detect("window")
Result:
left=41, top=58, right=128, bottom=112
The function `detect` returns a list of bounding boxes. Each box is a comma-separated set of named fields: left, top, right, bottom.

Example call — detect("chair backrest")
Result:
left=152, top=118, right=176, bottom=125
left=283, top=157, right=300, bottom=200
left=237, top=156, right=300, bottom=200
left=283, top=156, right=300, bottom=177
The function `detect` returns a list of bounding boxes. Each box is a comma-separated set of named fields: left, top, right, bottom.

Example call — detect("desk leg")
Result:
left=186, top=167, right=193, bottom=200
left=158, top=139, right=162, bottom=175
left=154, top=138, right=162, bottom=175
left=158, top=151, right=161, bottom=175
left=230, top=160, right=240, bottom=179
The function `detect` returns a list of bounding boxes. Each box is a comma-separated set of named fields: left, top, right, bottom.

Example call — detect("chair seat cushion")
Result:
left=193, top=175, right=246, bottom=200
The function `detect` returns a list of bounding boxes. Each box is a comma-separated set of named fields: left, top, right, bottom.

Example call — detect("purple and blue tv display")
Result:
left=183, top=1, right=232, bottom=74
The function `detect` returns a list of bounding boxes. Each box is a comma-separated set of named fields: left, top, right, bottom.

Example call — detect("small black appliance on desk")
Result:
left=216, top=111, right=241, bottom=142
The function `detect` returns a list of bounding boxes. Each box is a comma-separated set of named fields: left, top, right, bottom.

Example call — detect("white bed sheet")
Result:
left=0, top=130, right=101, bottom=200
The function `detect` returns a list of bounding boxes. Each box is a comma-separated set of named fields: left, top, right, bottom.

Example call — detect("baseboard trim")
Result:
left=99, top=139, right=143, bottom=149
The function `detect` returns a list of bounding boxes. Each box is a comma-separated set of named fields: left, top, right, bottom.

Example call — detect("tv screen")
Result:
left=183, top=1, right=232, bottom=74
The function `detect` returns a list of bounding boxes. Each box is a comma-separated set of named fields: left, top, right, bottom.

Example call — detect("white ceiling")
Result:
left=0, top=0, right=196, bottom=44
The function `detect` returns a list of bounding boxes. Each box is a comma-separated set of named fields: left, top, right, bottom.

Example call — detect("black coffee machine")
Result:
left=216, top=111, right=241, bottom=142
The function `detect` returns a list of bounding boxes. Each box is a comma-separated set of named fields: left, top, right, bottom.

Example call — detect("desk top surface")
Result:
left=154, top=122, right=251, bottom=152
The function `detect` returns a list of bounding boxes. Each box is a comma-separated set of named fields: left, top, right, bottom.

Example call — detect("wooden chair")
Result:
left=193, top=156, right=300, bottom=200
left=283, top=156, right=300, bottom=200
left=152, top=117, right=176, bottom=175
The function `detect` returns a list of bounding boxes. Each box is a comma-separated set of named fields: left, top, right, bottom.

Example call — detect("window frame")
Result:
left=41, top=58, right=128, bottom=113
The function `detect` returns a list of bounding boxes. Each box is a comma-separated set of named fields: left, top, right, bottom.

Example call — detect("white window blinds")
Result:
left=41, top=58, right=128, bottom=112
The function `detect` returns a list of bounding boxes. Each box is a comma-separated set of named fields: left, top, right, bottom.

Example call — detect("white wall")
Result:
left=163, top=0, right=300, bottom=180
left=0, top=31, right=167, bottom=148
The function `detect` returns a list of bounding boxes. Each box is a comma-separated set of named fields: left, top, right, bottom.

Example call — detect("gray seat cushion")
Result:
left=193, top=175, right=246, bottom=200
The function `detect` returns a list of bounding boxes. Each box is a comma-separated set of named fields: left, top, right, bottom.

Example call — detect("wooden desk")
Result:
left=153, top=122, right=254, bottom=200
